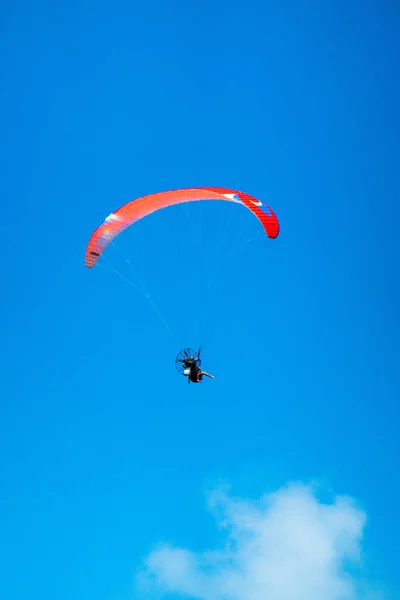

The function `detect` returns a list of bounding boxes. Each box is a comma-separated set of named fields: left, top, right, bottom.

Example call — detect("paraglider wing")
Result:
left=85, top=187, right=279, bottom=268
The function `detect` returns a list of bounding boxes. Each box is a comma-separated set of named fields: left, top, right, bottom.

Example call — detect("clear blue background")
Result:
left=1, top=0, right=399, bottom=598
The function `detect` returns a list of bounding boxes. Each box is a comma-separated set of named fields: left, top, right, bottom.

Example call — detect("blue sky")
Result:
left=1, top=0, right=399, bottom=598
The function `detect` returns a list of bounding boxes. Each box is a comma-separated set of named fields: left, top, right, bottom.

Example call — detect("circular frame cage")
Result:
left=175, top=348, right=202, bottom=375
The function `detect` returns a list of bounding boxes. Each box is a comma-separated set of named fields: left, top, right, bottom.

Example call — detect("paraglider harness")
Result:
left=175, top=348, right=202, bottom=383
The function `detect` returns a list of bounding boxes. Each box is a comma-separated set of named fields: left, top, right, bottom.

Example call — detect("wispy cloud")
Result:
left=140, top=482, right=375, bottom=600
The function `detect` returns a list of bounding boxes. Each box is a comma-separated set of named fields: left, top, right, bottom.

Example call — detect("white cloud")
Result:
left=140, top=482, right=373, bottom=600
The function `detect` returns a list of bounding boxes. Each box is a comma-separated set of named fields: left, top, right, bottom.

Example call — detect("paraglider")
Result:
left=175, top=348, right=214, bottom=384
left=85, top=187, right=280, bottom=383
